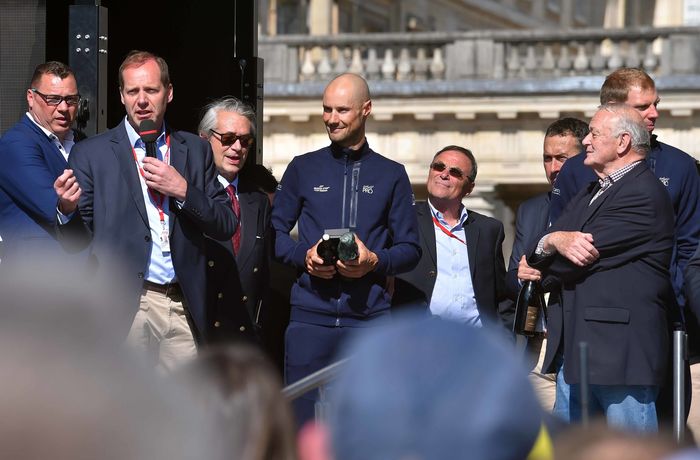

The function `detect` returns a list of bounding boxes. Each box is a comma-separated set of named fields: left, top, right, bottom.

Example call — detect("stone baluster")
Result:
left=397, top=47, right=412, bottom=81
left=573, top=41, right=589, bottom=74
left=607, top=40, right=623, bottom=70
left=506, top=44, right=521, bottom=78
left=589, top=40, right=606, bottom=74
left=523, top=44, right=538, bottom=77
left=349, top=48, right=365, bottom=76
left=430, top=47, right=446, bottom=80
left=555, top=44, right=572, bottom=76
left=414, top=47, right=429, bottom=80
left=624, top=40, right=642, bottom=68
left=381, top=48, right=396, bottom=80
left=333, top=46, right=348, bottom=75
left=300, top=48, right=316, bottom=81
left=317, top=47, right=333, bottom=80
left=643, top=39, right=658, bottom=70
left=493, top=42, right=505, bottom=79
left=541, top=44, right=556, bottom=76
left=365, top=47, right=381, bottom=80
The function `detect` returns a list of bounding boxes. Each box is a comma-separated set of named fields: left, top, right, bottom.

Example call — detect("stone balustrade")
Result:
left=260, top=26, right=700, bottom=91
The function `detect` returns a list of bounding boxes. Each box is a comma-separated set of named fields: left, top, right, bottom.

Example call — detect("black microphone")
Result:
left=138, top=119, right=159, bottom=158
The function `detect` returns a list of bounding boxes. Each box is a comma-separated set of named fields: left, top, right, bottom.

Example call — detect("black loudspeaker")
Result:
left=68, top=4, right=108, bottom=136
left=0, top=0, right=46, bottom=135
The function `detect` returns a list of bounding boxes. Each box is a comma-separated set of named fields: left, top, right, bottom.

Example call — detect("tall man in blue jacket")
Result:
left=272, top=73, right=421, bottom=424
left=0, top=61, right=82, bottom=264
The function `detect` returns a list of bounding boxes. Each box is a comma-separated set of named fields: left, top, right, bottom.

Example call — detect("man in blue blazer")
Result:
left=0, top=61, right=82, bottom=263
left=392, top=145, right=507, bottom=329
left=520, top=104, right=676, bottom=432
left=54, top=51, right=236, bottom=371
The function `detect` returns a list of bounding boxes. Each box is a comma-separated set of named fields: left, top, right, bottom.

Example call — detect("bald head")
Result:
left=324, top=73, right=370, bottom=106
left=322, top=73, right=372, bottom=150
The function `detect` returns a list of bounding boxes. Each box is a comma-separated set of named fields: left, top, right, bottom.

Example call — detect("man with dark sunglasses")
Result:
left=392, top=145, right=508, bottom=332
left=197, top=97, right=272, bottom=348
left=0, top=61, right=83, bottom=265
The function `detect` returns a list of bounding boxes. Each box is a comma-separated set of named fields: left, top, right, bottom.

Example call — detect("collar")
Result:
left=427, top=198, right=469, bottom=230
left=25, top=112, right=74, bottom=145
left=329, top=140, right=370, bottom=161
left=598, top=160, right=642, bottom=188
left=124, top=116, right=167, bottom=149
left=217, top=174, right=239, bottom=192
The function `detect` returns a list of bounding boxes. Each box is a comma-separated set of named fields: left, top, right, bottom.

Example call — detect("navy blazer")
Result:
left=530, top=163, right=675, bottom=386
left=205, top=186, right=272, bottom=345
left=61, top=120, right=236, bottom=340
left=0, top=115, right=70, bottom=261
left=392, top=201, right=507, bottom=327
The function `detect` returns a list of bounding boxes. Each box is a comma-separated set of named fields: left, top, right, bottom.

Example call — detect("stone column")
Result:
left=560, top=0, right=574, bottom=27
left=308, top=0, right=333, bottom=35
left=604, top=0, right=626, bottom=28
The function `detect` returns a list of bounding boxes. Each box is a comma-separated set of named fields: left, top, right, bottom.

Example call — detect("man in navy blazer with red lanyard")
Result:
left=520, top=104, right=675, bottom=432
left=54, top=51, right=236, bottom=371
left=0, top=61, right=83, bottom=264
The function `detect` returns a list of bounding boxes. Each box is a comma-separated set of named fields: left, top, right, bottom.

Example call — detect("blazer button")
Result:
left=239, top=326, right=246, bottom=332
left=214, top=321, right=221, bottom=328
left=208, top=260, right=215, bottom=267
left=217, top=292, right=223, bottom=299
left=242, top=295, right=248, bottom=302
left=137, top=272, right=144, bottom=279
left=428, top=270, right=436, bottom=278
left=144, top=235, right=151, bottom=242
left=253, top=267, right=259, bottom=273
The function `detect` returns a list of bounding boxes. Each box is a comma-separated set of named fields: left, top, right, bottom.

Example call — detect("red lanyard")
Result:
left=131, top=134, right=171, bottom=223
left=432, top=215, right=466, bottom=245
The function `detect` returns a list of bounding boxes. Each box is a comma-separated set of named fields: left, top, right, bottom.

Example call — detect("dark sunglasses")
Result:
left=31, top=88, right=81, bottom=106
left=430, top=161, right=469, bottom=181
left=210, top=129, right=254, bottom=148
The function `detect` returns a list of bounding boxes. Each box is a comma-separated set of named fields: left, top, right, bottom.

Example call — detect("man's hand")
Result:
left=306, top=239, right=337, bottom=279
left=54, top=169, right=81, bottom=214
left=545, top=231, right=599, bottom=266
left=337, top=236, right=378, bottom=279
left=142, top=157, right=187, bottom=201
left=517, top=255, right=541, bottom=282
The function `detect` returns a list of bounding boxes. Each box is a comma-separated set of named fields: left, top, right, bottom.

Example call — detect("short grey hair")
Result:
left=198, top=97, right=256, bottom=139
left=600, top=103, right=650, bottom=156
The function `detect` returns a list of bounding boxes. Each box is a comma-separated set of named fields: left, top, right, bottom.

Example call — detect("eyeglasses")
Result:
left=430, top=161, right=469, bottom=181
left=31, top=88, right=81, bottom=106
left=210, top=129, right=254, bottom=148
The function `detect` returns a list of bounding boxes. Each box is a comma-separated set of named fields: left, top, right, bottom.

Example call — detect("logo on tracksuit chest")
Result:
left=313, top=185, right=330, bottom=192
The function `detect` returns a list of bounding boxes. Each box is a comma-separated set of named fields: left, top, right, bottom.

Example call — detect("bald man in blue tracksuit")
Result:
left=272, top=74, right=421, bottom=425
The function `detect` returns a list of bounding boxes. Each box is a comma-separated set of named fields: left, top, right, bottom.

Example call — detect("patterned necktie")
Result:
left=225, top=184, right=241, bottom=254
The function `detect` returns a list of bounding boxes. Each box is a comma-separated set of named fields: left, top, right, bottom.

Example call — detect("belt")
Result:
left=143, top=280, right=181, bottom=296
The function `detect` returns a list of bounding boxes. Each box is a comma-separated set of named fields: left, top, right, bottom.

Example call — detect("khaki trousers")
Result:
left=526, top=336, right=556, bottom=412
left=126, top=286, right=197, bottom=373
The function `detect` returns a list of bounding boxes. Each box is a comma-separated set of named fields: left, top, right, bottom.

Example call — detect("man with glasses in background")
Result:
left=198, top=97, right=272, bottom=348
left=392, top=145, right=508, bottom=331
left=0, top=61, right=83, bottom=265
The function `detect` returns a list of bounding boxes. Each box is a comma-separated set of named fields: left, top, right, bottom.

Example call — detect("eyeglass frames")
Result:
left=210, top=129, right=254, bottom=148
left=430, top=161, right=470, bottom=181
left=31, top=88, right=81, bottom=106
